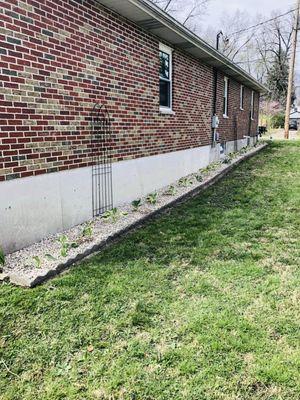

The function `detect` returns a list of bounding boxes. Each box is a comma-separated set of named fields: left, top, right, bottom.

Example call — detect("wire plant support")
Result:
left=91, top=103, right=113, bottom=217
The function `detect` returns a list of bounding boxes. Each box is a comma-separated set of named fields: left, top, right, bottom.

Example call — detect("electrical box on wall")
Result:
left=212, top=115, right=220, bottom=143
left=212, top=115, right=219, bottom=129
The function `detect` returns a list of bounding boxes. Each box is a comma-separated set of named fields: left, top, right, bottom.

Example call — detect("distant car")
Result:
left=289, top=120, right=298, bottom=130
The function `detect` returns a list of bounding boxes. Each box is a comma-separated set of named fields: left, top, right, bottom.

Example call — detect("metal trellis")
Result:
left=91, top=103, right=113, bottom=217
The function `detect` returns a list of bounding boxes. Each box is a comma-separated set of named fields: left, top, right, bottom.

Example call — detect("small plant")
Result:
left=239, top=146, right=248, bottom=155
left=178, top=177, right=193, bottom=187
left=45, top=253, right=56, bottom=261
left=132, top=199, right=142, bottom=211
left=102, top=209, right=116, bottom=221
left=222, top=156, right=231, bottom=164
left=200, top=166, right=209, bottom=175
left=225, top=153, right=235, bottom=163
left=165, top=185, right=176, bottom=196
left=195, top=174, right=203, bottom=182
left=58, top=235, right=69, bottom=257
left=200, top=162, right=221, bottom=175
left=0, top=247, right=5, bottom=267
left=32, top=256, right=42, bottom=269
left=57, top=235, right=78, bottom=257
left=146, top=192, right=158, bottom=205
left=102, top=208, right=127, bottom=223
left=81, top=221, right=93, bottom=239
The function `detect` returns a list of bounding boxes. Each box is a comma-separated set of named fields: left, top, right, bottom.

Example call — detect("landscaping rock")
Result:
left=3, top=143, right=268, bottom=288
left=0, top=273, right=9, bottom=282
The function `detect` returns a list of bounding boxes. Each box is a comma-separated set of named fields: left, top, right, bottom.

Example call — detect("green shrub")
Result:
left=271, top=113, right=285, bottom=129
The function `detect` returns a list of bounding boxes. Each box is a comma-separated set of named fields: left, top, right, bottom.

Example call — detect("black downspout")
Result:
left=212, top=32, right=223, bottom=145
left=212, top=67, right=218, bottom=116
left=234, top=113, right=238, bottom=152
left=248, top=111, right=252, bottom=146
left=212, top=67, right=218, bottom=144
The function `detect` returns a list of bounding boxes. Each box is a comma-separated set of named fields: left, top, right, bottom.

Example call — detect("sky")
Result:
left=167, top=0, right=299, bottom=82
left=202, top=0, right=291, bottom=27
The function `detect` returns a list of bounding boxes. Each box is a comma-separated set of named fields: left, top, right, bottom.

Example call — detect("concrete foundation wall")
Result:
left=0, top=168, right=93, bottom=255
left=0, top=139, right=253, bottom=254
left=225, top=136, right=258, bottom=154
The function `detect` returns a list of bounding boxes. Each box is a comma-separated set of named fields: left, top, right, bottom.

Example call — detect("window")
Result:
left=223, top=77, right=229, bottom=117
left=250, top=91, right=255, bottom=120
left=240, top=85, right=244, bottom=110
left=159, top=43, right=173, bottom=112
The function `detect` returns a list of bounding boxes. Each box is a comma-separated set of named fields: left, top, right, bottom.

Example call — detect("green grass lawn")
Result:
left=1, top=142, right=300, bottom=400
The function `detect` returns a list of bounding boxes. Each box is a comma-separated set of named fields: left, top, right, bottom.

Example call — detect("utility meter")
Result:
left=213, top=130, right=220, bottom=142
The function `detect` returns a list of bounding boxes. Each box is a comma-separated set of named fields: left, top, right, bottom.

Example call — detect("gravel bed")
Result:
left=2, top=143, right=267, bottom=287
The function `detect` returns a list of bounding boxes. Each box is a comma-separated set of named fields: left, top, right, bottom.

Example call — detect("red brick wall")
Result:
left=216, top=71, right=260, bottom=142
left=0, top=0, right=259, bottom=182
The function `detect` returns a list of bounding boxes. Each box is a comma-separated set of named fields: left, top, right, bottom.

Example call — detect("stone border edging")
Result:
left=8, top=143, right=268, bottom=288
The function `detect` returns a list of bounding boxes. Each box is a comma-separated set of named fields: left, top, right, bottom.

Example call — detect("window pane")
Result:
left=159, top=51, right=170, bottom=80
left=223, top=97, right=227, bottom=115
left=223, top=78, right=228, bottom=115
left=241, top=86, right=244, bottom=108
left=160, top=80, right=170, bottom=107
left=223, top=79, right=228, bottom=96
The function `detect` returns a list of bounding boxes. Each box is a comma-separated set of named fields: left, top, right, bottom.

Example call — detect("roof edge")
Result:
left=96, top=0, right=268, bottom=93
left=132, top=0, right=267, bottom=92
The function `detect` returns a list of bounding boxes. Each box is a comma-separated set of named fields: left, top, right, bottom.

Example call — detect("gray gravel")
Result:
left=2, top=144, right=266, bottom=287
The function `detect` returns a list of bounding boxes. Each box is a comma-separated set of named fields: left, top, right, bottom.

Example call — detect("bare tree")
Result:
left=216, top=10, right=254, bottom=57
left=251, top=11, right=293, bottom=104
left=151, top=0, right=211, bottom=32
left=151, top=0, right=295, bottom=105
left=209, top=8, right=294, bottom=104
left=151, top=0, right=177, bottom=12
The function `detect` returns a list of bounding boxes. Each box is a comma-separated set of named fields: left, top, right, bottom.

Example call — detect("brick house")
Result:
left=0, top=0, right=265, bottom=253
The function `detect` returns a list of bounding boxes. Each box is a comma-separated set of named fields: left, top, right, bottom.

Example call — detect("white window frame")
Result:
left=159, top=43, right=174, bottom=114
left=240, top=85, right=244, bottom=110
left=223, top=76, right=229, bottom=118
left=250, top=90, right=255, bottom=120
